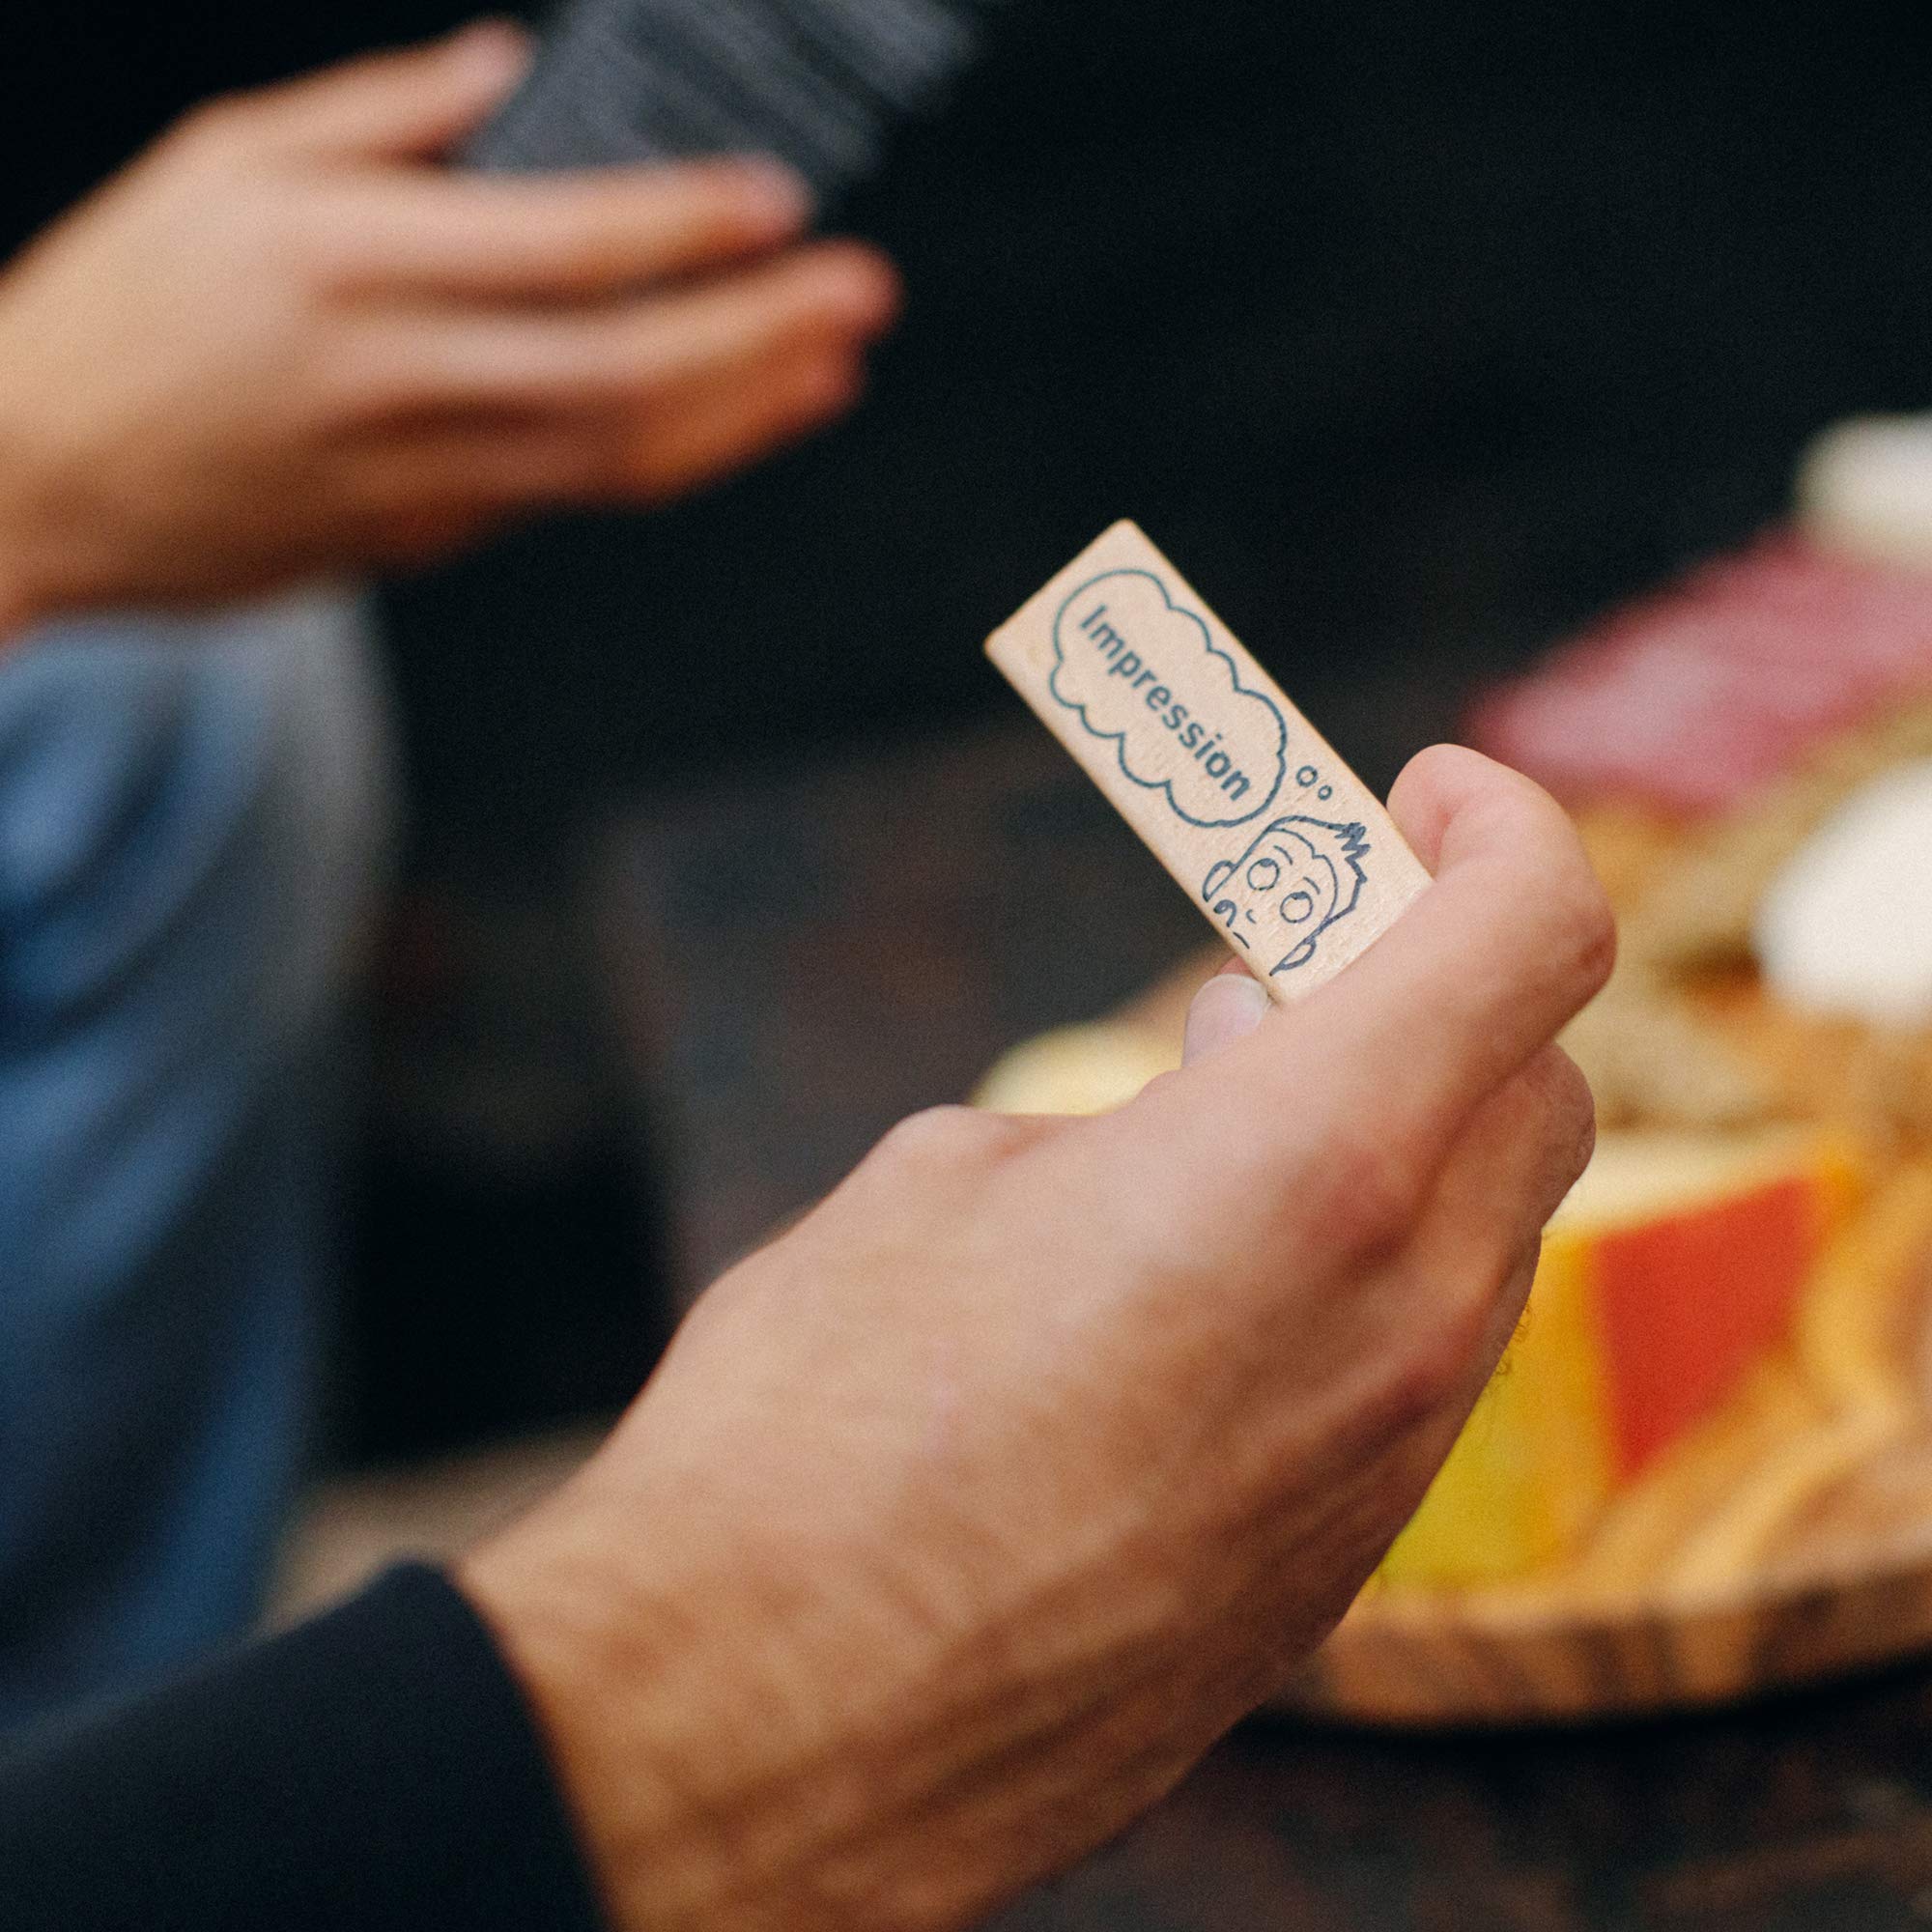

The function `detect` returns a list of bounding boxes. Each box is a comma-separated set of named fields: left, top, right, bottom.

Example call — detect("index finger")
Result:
left=1125, top=747, right=1613, bottom=1227
left=326, top=161, right=813, bottom=298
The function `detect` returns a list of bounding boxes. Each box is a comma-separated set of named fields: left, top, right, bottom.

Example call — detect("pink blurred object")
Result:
left=1467, top=533, right=1932, bottom=816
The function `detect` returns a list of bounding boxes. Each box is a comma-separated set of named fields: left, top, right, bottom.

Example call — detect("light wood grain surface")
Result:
left=986, top=523, right=1431, bottom=1006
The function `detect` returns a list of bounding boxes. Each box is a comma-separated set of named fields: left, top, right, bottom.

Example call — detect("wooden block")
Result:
left=985, top=521, right=1432, bottom=1004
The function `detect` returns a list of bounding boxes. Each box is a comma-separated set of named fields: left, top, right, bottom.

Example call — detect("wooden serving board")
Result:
left=1285, top=1454, right=1932, bottom=1728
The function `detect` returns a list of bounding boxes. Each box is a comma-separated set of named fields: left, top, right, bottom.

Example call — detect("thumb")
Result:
left=1180, top=966, right=1271, bottom=1066
left=252, top=22, right=532, bottom=159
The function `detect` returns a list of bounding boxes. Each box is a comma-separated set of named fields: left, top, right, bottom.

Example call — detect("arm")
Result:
left=0, top=748, right=1610, bottom=1930
left=0, top=23, right=898, bottom=645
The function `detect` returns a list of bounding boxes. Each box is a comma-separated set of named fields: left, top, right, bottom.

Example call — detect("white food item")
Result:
left=1754, top=758, right=1932, bottom=1026
left=1797, top=414, right=1932, bottom=569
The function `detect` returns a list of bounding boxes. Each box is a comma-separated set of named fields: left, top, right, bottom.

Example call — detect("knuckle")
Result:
left=1402, top=741, right=1468, bottom=794
left=1354, top=1270, right=1507, bottom=1449
left=678, top=161, right=803, bottom=233
left=1538, top=1046, right=1599, bottom=1184
left=677, top=186, right=771, bottom=255
left=536, top=314, right=637, bottom=400
left=869, top=1104, right=1005, bottom=1177
left=1128, top=1066, right=1189, bottom=1112
left=1308, top=1125, right=1431, bottom=1264
left=542, top=205, right=639, bottom=294
left=1543, top=853, right=1618, bottom=1007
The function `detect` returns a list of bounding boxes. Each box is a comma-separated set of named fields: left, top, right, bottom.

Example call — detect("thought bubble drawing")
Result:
left=1202, top=816, right=1370, bottom=975
left=1049, top=570, right=1287, bottom=829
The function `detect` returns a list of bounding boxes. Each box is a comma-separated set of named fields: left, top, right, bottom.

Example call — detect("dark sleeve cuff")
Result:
left=0, top=1563, right=609, bottom=1932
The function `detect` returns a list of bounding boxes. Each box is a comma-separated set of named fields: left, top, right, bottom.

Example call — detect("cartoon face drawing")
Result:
left=1201, top=817, right=1371, bottom=975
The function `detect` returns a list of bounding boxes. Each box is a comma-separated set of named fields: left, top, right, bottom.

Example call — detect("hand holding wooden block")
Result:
left=986, top=522, right=1432, bottom=1003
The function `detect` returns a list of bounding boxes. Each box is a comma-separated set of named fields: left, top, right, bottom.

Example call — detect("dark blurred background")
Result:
left=13, top=0, right=1932, bottom=1462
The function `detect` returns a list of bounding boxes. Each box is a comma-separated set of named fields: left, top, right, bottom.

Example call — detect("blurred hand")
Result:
left=462, top=747, right=1613, bottom=1932
left=0, top=23, right=899, bottom=632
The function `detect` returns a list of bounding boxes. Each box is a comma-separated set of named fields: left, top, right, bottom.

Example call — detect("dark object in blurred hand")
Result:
left=469, top=0, right=1010, bottom=209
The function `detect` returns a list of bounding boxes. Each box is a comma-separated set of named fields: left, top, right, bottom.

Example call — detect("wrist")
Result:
left=458, top=1491, right=841, bottom=1932
left=455, top=1477, right=1003, bottom=1932
left=458, top=1503, right=691, bottom=1932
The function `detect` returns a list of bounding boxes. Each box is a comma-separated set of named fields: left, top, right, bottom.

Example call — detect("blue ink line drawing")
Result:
left=1046, top=568, right=1286, bottom=830
left=1202, top=816, right=1371, bottom=976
